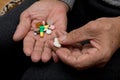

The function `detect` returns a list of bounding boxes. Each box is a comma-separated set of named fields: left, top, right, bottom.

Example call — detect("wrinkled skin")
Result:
left=13, top=0, right=68, bottom=62
left=51, top=17, right=120, bottom=70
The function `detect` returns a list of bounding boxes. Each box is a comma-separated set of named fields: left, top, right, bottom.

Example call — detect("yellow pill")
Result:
left=40, top=32, right=44, bottom=37
left=44, top=25, right=49, bottom=29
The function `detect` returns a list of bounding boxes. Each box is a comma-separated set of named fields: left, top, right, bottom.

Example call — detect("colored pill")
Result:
left=36, top=22, right=42, bottom=28
left=49, top=25, right=55, bottom=30
left=44, top=25, right=49, bottom=31
left=39, top=26, right=45, bottom=32
left=39, top=26, right=45, bottom=37
left=40, top=32, right=44, bottom=37
left=44, top=25, right=49, bottom=29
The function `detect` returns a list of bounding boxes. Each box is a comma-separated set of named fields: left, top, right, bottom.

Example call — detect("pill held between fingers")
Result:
left=53, top=37, right=61, bottom=48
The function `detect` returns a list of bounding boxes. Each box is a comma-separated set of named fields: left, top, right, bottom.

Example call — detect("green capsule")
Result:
left=39, top=26, right=45, bottom=32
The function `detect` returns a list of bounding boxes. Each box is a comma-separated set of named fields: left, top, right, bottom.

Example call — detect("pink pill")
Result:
left=49, top=25, right=55, bottom=30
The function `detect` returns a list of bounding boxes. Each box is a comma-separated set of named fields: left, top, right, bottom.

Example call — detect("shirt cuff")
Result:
left=60, top=0, right=75, bottom=10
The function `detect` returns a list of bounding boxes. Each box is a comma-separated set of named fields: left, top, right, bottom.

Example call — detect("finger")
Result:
left=55, top=47, right=99, bottom=69
left=41, top=42, right=52, bottom=63
left=71, top=48, right=82, bottom=57
left=23, top=31, right=35, bottom=56
left=55, top=30, right=67, bottom=38
left=31, top=37, right=44, bottom=62
left=13, top=11, right=31, bottom=41
left=55, top=48, right=76, bottom=65
left=50, top=39, right=82, bottom=66
left=58, top=25, right=92, bottom=45
left=40, top=34, right=56, bottom=63
left=76, top=48, right=99, bottom=69
left=52, top=51, right=59, bottom=63
left=47, top=37, right=59, bottom=50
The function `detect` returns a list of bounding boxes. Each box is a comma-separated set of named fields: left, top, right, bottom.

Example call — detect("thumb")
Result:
left=13, top=12, right=31, bottom=41
left=59, top=26, right=91, bottom=45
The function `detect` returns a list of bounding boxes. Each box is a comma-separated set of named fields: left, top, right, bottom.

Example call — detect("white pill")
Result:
left=44, top=28, right=48, bottom=31
left=53, top=37, right=61, bottom=48
left=34, top=32, right=37, bottom=36
left=46, top=29, right=52, bottom=34
left=42, top=21, right=45, bottom=25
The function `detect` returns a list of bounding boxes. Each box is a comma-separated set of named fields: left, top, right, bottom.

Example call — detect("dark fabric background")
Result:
left=0, top=0, right=37, bottom=80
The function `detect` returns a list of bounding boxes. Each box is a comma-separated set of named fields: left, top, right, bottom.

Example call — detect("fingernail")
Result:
left=59, top=35, right=67, bottom=42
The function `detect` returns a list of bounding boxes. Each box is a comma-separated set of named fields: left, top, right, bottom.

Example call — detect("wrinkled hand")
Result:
left=13, top=0, right=68, bottom=62
left=52, top=17, right=120, bottom=70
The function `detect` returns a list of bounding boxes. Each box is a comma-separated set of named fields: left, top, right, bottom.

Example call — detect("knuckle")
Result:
left=86, top=21, right=99, bottom=31
left=96, top=18, right=113, bottom=31
left=97, top=17, right=107, bottom=21
left=86, top=18, right=112, bottom=33
left=69, top=29, right=78, bottom=40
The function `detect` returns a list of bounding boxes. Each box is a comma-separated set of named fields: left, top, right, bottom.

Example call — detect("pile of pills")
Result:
left=32, top=21, right=55, bottom=38
left=31, top=21, right=61, bottom=48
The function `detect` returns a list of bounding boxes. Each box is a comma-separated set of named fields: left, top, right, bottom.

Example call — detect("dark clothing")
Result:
left=0, top=0, right=36, bottom=80
left=0, top=0, right=120, bottom=80
left=68, top=0, right=120, bottom=31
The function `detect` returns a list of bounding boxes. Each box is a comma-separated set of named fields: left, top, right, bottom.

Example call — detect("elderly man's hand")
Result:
left=52, top=17, right=120, bottom=69
left=13, top=0, right=68, bottom=62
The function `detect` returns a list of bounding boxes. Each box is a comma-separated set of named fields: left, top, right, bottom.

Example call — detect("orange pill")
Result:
left=36, top=22, right=42, bottom=28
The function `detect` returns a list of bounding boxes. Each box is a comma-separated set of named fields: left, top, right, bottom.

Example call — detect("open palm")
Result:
left=13, top=0, right=68, bottom=62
